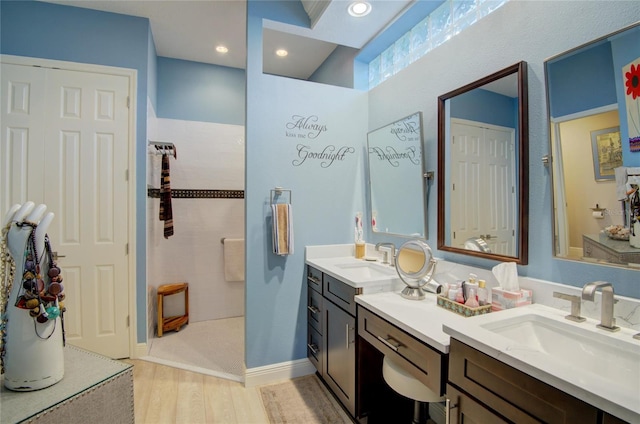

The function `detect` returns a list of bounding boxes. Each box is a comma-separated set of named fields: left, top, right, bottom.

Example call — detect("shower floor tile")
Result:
left=145, top=316, right=244, bottom=381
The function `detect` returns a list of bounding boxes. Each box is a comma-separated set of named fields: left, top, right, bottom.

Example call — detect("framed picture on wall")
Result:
left=591, top=126, right=622, bottom=181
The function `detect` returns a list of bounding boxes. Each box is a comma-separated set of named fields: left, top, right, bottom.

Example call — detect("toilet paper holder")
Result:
left=590, top=204, right=605, bottom=219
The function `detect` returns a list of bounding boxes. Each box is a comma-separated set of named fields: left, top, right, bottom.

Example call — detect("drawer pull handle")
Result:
left=307, top=305, right=320, bottom=314
left=445, top=397, right=458, bottom=424
left=377, top=335, right=403, bottom=352
left=307, top=276, right=320, bottom=284
left=307, top=343, right=319, bottom=354
left=346, top=325, right=355, bottom=350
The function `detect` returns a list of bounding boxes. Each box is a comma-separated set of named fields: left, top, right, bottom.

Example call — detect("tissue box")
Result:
left=491, top=288, right=532, bottom=311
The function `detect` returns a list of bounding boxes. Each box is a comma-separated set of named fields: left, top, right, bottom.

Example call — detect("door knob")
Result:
left=53, top=251, right=66, bottom=261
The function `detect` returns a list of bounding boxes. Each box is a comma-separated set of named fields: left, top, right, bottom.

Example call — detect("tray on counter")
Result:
left=436, top=295, right=492, bottom=317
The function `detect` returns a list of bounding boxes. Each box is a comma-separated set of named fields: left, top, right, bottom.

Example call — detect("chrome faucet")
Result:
left=581, top=281, right=620, bottom=332
left=375, top=242, right=396, bottom=266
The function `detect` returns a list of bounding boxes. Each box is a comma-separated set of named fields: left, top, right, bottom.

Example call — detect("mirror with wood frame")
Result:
left=437, top=61, right=529, bottom=264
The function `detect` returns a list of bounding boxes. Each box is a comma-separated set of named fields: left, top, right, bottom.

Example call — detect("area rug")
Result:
left=260, top=375, right=352, bottom=424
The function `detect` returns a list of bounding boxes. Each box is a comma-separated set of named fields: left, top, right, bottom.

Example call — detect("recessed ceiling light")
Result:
left=275, top=49, right=288, bottom=57
left=216, top=45, right=228, bottom=54
left=348, top=1, right=371, bottom=17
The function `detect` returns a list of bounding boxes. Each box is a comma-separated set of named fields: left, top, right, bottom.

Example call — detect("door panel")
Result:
left=450, top=120, right=516, bottom=255
left=44, top=68, right=130, bottom=358
left=1, top=64, right=46, bottom=212
left=0, top=62, right=131, bottom=358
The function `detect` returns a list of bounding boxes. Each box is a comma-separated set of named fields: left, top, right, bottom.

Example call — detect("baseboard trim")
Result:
left=244, top=358, right=316, bottom=387
left=132, top=342, right=148, bottom=359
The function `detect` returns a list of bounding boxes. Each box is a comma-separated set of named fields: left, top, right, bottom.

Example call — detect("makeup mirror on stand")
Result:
left=395, top=239, right=439, bottom=300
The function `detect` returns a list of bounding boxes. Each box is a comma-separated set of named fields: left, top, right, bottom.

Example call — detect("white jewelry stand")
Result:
left=3, top=202, right=64, bottom=391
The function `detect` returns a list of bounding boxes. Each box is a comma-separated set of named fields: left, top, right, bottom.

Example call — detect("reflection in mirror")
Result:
left=438, top=62, right=529, bottom=264
left=367, top=112, right=426, bottom=238
left=395, top=239, right=439, bottom=300
left=545, top=23, right=640, bottom=268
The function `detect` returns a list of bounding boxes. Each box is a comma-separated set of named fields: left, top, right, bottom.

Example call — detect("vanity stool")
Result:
left=157, top=282, right=189, bottom=337
left=382, top=356, right=444, bottom=424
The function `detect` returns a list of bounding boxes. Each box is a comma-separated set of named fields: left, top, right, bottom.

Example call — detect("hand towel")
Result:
left=272, top=203, right=293, bottom=255
left=159, top=153, right=174, bottom=238
left=223, top=238, right=245, bottom=282
left=615, top=167, right=628, bottom=201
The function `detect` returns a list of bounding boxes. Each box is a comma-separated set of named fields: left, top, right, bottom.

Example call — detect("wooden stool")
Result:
left=157, top=282, right=189, bottom=337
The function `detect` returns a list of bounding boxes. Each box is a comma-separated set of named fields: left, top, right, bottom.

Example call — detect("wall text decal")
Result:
left=285, top=115, right=328, bottom=139
left=391, top=119, right=421, bottom=142
left=292, top=144, right=356, bottom=168
left=369, top=146, right=421, bottom=167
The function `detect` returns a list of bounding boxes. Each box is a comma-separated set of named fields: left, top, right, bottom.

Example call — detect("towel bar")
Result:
left=270, top=187, right=292, bottom=205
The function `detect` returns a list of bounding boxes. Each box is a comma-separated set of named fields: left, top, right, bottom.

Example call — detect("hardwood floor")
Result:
left=123, top=359, right=270, bottom=423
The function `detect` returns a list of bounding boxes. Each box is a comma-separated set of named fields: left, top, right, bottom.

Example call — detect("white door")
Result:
left=450, top=119, right=516, bottom=255
left=1, top=62, right=131, bottom=358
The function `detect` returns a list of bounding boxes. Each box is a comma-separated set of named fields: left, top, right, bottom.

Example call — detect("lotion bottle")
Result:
left=477, top=279, right=488, bottom=306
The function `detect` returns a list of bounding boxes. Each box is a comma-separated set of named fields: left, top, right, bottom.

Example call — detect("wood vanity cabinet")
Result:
left=306, top=266, right=361, bottom=417
left=446, top=338, right=622, bottom=424
left=357, top=306, right=447, bottom=396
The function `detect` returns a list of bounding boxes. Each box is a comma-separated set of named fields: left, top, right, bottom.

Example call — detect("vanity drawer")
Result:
left=323, top=274, right=361, bottom=316
left=307, top=325, right=323, bottom=374
left=307, top=266, right=323, bottom=294
left=448, top=338, right=599, bottom=424
left=307, top=284, right=323, bottom=333
left=357, top=306, right=445, bottom=395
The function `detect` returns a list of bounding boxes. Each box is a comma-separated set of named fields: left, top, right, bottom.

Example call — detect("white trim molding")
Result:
left=244, top=358, right=316, bottom=387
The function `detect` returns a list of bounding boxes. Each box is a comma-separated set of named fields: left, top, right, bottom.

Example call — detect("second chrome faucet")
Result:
left=582, top=281, right=620, bottom=332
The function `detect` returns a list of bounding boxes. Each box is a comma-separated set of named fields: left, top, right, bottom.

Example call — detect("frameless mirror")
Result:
left=438, top=62, right=529, bottom=264
left=367, top=112, right=427, bottom=238
left=545, top=23, right=640, bottom=267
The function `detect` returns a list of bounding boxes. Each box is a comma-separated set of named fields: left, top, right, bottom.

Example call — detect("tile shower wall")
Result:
left=147, top=102, right=245, bottom=330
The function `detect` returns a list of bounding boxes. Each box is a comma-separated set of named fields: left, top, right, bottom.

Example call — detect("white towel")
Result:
left=615, top=167, right=640, bottom=200
left=223, top=238, right=245, bottom=282
left=272, top=203, right=294, bottom=255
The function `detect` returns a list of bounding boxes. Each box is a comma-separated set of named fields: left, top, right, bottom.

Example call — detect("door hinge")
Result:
left=125, top=169, right=129, bottom=181
left=125, top=243, right=129, bottom=255
left=126, top=315, right=130, bottom=327
left=127, top=96, right=130, bottom=108
left=452, top=183, right=455, bottom=191
left=453, top=231, right=456, bottom=239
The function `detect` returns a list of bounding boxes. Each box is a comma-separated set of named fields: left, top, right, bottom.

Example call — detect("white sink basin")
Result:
left=443, top=304, right=640, bottom=422
left=333, top=261, right=397, bottom=281
left=480, top=313, right=639, bottom=392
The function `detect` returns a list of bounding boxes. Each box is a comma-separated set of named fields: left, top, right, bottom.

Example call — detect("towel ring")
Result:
left=270, top=187, right=292, bottom=205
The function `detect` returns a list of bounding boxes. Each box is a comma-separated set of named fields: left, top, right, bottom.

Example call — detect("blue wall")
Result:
left=451, top=89, right=516, bottom=128
left=546, top=25, right=640, bottom=167
left=246, top=0, right=368, bottom=368
left=157, top=57, right=245, bottom=125
left=547, top=42, right=617, bottom=118
left=368, top=1, right=640, bottom=300
left=1, top=0, right=152, bottom=343
left=1, top=1, right=248, bottom=345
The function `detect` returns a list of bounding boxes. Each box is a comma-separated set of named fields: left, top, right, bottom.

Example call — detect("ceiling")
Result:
left=41, top=0, right=415, bottom=80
